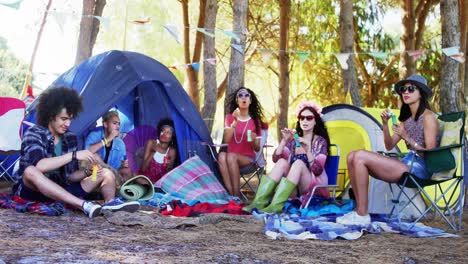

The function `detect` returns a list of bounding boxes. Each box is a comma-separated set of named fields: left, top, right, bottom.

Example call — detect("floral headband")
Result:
left=296, top=101, right=323, bottom=117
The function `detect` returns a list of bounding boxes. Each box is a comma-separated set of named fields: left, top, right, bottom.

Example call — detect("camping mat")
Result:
left=119, top=175, right=155, bottom=201
left=0, top=192, right=69, bottom=216
left=255, top=213, right=458, bottom=240
left=104, top=210, right=260, bottom=227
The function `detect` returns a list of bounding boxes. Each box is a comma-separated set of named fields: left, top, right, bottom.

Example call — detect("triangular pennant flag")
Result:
left=49, top=10, right=69, bottom=33
left=369, top=52, right=388, bottom=60
left=407, top=49, right=426, bottom=61
left=196, top=27, right=215, bottom=38
left=335, top=53, right=351, bottom=70
left=169, top=66, right=178, bottom=70
left=0, top=0, right=23, bottom=9
left=191, top=62, right=200, bottom=71
left=231, top=44, right=244, bottom=55
left=130, top=17, right=151, bottom=25
left=163, top=24, right=181, bottom=44
left=296, top=51, right=309, bottom=64
left=260, top=50, right=273, bottom=64
left=220, top=30, right=240, bottom=43
left=205, top=58, right=217, bottom=65
left=345, top=89, right=353, bottom=104
left=442, top=46, right=465, bottom=63
left=92, top=15, right=110, bottom=30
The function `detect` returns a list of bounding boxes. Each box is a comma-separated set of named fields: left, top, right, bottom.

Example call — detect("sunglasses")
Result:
left=399, top=84, right=417, bottom=94
left=237, top=93, right=251, bottom=99
left=299, top=115, right=314, bottom=121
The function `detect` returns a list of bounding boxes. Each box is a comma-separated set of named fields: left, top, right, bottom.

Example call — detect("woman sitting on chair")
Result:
left=218, top=87, right=267, bottom=198
left=139, top=119, right=178, bottom=184
left=243, top=101, right=330, bottom=213
left=336, top=74, right=439, bottom=226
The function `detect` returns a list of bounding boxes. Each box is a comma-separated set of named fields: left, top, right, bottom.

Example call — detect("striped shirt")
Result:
left=17, top=125, right=79, bottom=186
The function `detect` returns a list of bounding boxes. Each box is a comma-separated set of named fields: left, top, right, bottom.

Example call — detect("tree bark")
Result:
left=440, top=0, right=462, bottom=113
left=75, top=0, right=106, bottom=65
left=225, top=0, right=248, bottom=113
left=460, top=0, right=467, bottom=110
left=201, top=0, right=218, bottom=132
left=399, top=0, right=416, bottom=79
left=277, top=0, right=291, bottom=137
left=339, top=0, right=362, bottom=107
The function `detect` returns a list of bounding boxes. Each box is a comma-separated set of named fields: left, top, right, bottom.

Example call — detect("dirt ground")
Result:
left=0, top=182, right=467, bottom=264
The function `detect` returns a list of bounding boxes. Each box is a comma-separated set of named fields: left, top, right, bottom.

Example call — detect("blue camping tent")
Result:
left=23, top=50, right=217, bottom=176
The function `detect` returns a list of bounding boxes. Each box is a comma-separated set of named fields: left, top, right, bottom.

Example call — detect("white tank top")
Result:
left=153, top=146, right=170, bottom=164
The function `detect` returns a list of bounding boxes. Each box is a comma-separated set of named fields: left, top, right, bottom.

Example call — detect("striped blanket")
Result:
left=0, top=192, right=69, bottom=216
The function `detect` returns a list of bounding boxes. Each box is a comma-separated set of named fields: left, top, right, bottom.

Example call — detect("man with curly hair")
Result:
left=13, top=86, right=139, bottom=218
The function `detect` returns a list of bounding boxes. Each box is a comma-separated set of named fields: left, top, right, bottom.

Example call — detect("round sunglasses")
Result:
left=399, top=84, right=418, bottom=94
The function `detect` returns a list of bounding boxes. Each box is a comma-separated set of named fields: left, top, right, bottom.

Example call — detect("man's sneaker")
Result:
left=101, top=198, right=140, bottom=213
left=336, top=211, right=371, bottom=226
left=82, top=201, right=102, bottom=218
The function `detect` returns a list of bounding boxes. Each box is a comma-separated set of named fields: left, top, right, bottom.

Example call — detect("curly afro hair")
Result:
left=36, top=86, right=84, bottom=127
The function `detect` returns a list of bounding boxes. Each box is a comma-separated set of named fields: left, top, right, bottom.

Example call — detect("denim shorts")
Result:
left=400, top=151, right=431, bottom=180
left=15, top=180, right=88, bottom=203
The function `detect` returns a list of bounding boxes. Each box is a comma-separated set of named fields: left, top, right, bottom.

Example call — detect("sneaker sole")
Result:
left=89, top=207, right=102, bottom=218
left=102, top=202, right=140, bottom=213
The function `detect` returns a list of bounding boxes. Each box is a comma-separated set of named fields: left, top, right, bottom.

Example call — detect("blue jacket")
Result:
left=85, top=128, right=126, bottom=170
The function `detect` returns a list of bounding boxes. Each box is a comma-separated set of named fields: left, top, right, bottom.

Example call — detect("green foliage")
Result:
left=0, top=36, right=28, bottom=97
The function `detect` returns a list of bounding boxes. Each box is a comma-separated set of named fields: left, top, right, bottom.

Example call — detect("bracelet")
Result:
left=103, top=138, right=108, bottom=145
left=413, top=142, right=418, bottom=149
left=72, top=151, right=77, bottom=161
left=101, top=139, right=106, bottom=147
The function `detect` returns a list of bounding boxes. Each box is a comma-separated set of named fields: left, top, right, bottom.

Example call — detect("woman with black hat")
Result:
left=336, top=74, right=440, bottom=226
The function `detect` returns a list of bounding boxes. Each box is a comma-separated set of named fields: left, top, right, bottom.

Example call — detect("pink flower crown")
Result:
left=296, top=101, right=323, bottom=117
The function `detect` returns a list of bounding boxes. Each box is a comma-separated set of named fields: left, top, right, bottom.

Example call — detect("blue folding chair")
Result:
left=301, top=144, right=340, bottom=208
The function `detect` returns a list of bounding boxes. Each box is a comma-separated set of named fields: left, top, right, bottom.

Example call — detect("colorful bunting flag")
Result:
left=206, top=58, right=217, bottom=65
left=130, top=17, right=151, bottom=25
left=86, top=15, right=110, bottom=29
left=260, top=50, right=273, bottom=64
left=407, top=49, right=426, bottom=61
left=231, top=44, right=244, bottom=55
left=0, top=0, right=23, bottom=9
left=220, top=30, right=240, bottom=43
left=441, top=46, right=465, bottom=63
left=296, top=51, right=309, bottom=64
left=335, top=53, right=351, bottom=70
left=369, top=52, right=388, bottom=60
left=196, top=27, right=215, bottom=38
left=191, top=62, right=200, bottom=71
left=163, top=24, right=180, bottom=44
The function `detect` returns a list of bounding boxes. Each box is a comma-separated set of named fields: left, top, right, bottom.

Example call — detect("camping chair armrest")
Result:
left=377, top=151, right=406, bottom=159
left=418, top=143, right=463, bottom=154
left=200, top=142, right=228, bottom=161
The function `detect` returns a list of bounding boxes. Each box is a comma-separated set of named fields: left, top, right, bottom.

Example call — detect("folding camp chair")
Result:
left=389, top=111, right=466, bottom=231
left=0, top=97, right=26, bottom=182
left=203, top=129, right=269, bottom=200
left=301, top=144, right=341, bottom=209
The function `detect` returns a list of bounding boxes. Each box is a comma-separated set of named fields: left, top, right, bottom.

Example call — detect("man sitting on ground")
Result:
left=13, top=86, right=139, bottom=218
left=85, top=110, right=132, bottom=183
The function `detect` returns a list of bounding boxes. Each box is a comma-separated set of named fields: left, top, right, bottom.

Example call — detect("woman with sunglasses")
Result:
left=336, top=74, right=439, bottom=226
left=243, top=101, right=330, bottom=213
left=218, top=87, right=267, bottom=198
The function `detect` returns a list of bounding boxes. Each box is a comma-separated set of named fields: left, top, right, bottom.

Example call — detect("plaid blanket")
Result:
left=0, top=192, right=68, bottom=216
left=155, top=155, right=229, bottom=201
left=256, top=213, right=458, bottom=240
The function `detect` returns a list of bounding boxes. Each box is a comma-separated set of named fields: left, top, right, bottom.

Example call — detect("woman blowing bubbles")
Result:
left=218, top=87, right=267, bottom=198
left=243, top=101, right=330, bottom=214
left=336, top=74, right=439, bottom=226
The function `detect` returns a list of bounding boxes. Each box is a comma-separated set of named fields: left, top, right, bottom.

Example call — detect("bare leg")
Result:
left=23, top=166, right=84, bottom=209
left=347, top=151, right=359, bottom=203
left=348, top=150, right=409, bottom=216
left=267, top=159, right=290, bottom=182
left=217, top=152, right=233, bottom=195
left=227, top=153, right=254, bottom=197
left=81, top=168, right=116, bottom=203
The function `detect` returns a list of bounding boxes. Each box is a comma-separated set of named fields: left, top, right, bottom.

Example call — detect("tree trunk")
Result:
left=75, top=0, right=106, bottom=65
left=181, top=0, right=205, bottom=111
left=460, top=0, right=467, bottom=110
left=225, top=0, right=247, bottom=114
left=339, top=0, right=362, bottom=107
left=201, top=0, right=218, bottom=132
left=277, top=0, right=290, bottom=137
left=440, top=0, right=461, bottom=113
left=399, top=0, right=416, bottom=79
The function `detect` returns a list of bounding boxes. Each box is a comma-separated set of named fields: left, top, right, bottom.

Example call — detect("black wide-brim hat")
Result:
left=394, top=74, right=433, bottom=98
